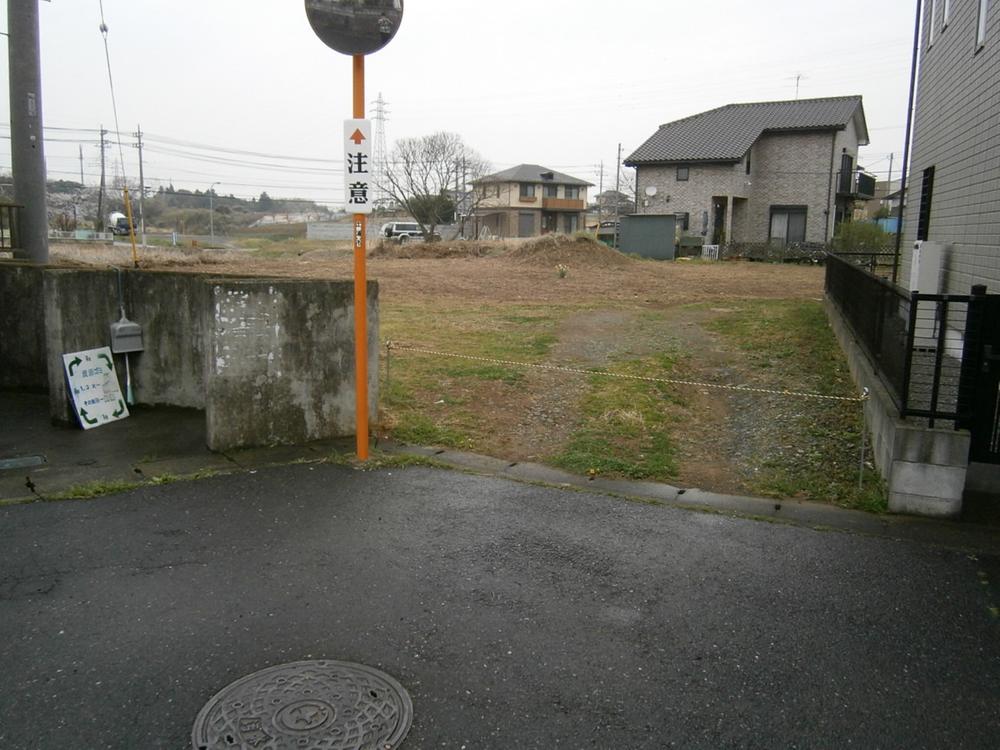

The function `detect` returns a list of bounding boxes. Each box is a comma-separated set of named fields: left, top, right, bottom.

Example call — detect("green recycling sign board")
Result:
left=63, top=347, right=130, bottom=429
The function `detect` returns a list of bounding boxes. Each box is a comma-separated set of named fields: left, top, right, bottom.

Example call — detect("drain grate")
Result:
left=0, top=455, right=46, bottom=471
left=192, top=660, right=412, bottom=750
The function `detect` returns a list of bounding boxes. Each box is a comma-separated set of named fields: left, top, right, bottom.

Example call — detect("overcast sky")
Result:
left=2, top=0, right=919, bottom=207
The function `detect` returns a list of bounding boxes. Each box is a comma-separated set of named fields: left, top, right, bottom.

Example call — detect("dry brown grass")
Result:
left=48, top=237, right=824, bottom=308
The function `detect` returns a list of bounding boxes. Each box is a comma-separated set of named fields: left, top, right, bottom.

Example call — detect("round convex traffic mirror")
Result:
left=304, top=0, right=404, bottom=56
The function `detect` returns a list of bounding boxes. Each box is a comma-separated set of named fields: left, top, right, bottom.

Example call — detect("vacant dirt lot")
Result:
left=50, top=236, right=824, bottom=305
left=49, top=236, right=878, bottom=507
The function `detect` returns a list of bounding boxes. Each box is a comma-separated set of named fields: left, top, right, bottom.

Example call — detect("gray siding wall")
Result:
left=902, top=0, right=1000, bottom=294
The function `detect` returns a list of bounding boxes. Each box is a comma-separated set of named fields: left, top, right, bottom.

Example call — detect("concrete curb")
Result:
left=379, top=440, right=1000, bottom=555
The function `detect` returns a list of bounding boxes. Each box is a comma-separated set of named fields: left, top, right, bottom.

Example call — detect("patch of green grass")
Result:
left=707, top=299, right=887, bottom=512
left=333, top=451, right=451, bottom=471
left=553, top=355, right=682, bottom=481
left=51, top=479, right=142, bottom=500
left=381, top=304, right=563, bottom=448
left=390, top=413, right=470, bottom=449
left=438, top=362, right=524, bottom=384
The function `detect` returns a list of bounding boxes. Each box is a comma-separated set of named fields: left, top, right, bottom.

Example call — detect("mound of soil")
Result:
left=503, top=234, right=632, bottom=269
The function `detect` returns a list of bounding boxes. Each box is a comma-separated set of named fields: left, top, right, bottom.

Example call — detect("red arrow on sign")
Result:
left=349, top=129, right=366, bottom=145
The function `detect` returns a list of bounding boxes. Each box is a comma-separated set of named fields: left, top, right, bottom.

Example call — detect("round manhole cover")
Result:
left=191, top=660, right=412, bottom=750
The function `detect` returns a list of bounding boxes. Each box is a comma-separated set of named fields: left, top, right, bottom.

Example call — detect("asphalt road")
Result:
left=1, top=463, right=998, bottom=749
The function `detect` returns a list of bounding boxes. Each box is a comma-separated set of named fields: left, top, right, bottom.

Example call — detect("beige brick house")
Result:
left=625, top=96, right=872, bottom=246
left=471, top=164, right=592, bottom=238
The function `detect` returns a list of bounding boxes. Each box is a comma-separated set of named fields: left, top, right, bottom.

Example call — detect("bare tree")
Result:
left=381, top=131, right=490, bottom=241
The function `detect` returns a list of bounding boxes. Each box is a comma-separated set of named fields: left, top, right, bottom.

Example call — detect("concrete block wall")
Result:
left=205, top=278, right=378, bottom=450
left=0, top=263, right=46, bottom=390
left=825, top=297, right=969, bottom=517
left=900, top=0, right=1000, bottom=295
left=3, top=265, right=378, bottom=451
left=42, top=269, right=125, bottom=423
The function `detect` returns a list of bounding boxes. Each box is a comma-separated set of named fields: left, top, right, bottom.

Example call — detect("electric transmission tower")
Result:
left=370, top=92, right=390, bottom=209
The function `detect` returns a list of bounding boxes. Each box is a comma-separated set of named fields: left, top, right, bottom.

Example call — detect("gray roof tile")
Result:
left=625, top=96, right=867, bottom=165
left=474, top=163, right=593, bottom=186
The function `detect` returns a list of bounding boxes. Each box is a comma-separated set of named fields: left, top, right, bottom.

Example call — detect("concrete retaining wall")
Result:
left=205, top=278, right=378, bottom=449
left=3, top=265, right=378, bottom=451
left=0, top=263, right=46, bottom=390
left=825, top=297, right=970, bottom=517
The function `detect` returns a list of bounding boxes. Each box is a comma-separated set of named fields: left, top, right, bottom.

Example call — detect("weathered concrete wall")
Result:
left=204, top=278, right=379, bottom=450
left=41, top=269, right=211, bottom=420
left=0, top=263, right=47, bottom=390
left=825, top=297, right=970, bottom=517
left=16, top=266, right=377, bottom=448
left=42, top=269, right=123, bottom=422
left=127, top=272, right=208, bottom=409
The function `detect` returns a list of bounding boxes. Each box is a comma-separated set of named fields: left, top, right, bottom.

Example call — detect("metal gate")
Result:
left=958, top=285, right=1000, bottom=463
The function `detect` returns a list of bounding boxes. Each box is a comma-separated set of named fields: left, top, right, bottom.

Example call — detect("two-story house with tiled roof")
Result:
left=625, top=96, right=872, bottom=247
left=471, top=164, right=592, bottom=238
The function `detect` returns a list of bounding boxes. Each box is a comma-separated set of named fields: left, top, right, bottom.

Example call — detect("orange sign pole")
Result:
left=352, top=54, right=369, bottom=460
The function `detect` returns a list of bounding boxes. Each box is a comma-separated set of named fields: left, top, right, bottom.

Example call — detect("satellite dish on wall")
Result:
left=644, top=186, right=658, bottom=197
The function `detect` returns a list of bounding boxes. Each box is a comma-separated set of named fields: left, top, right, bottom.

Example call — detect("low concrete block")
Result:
left=893, top=423, right=971, bottom=467
left=890, top=460, right=966, bottom=503
left=205, top=278, right=378, bottom=451
left=888, top=490, right=963, bottom=518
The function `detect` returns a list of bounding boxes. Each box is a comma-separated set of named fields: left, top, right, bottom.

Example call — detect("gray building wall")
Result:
left=901, top=0, right=1000, bottom=294
left=634, top=125, right=860, bottom=244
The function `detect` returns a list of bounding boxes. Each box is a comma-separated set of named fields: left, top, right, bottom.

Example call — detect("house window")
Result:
left=565, top=186, right=580, bottom=200
left=520, top=183, right=536, bottom=199
left=745, top=150, right=751, bottom=175
left=978, top=0, right=990, bottom=48
left=769, top=206, right=807, bottom=245
left=543, top=184, right=558, bottom=198
left=838, top=153, right=855, bottom=194
left=564, top=214, right=579, bottom=233
left=676, top=166, right=689, bottom=181
left=917, top=166, right=935, bottom=241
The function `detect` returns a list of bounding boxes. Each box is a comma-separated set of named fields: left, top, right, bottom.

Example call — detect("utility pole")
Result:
left=597, top=160, right=604, bottom=225
left=8, top=0, right=49, bottom=262
left=79, top=145, right=84, bottom=185
left=134, top=126, right=146, bottom=245
left=460, top=156, right=467, bottom=239
left=97, top=126, right=108, bottom=231
left=613, top=143, right=622, bottom=248
left=887, top=152, right=895, bottom=194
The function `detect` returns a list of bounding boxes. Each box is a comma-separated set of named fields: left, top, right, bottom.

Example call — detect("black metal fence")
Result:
left=901, top=292, right=970, bottom=427
left=825, top=253, right=995, bottom=437
left=825, top=252, right=912, bottom=410
left=0, top=204, right=21, bottom=250
left=721, top=241, right=827, bottom=263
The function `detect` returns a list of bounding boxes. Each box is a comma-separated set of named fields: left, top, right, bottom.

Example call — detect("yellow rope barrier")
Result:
left=385, top=341, right=870, bottom=404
